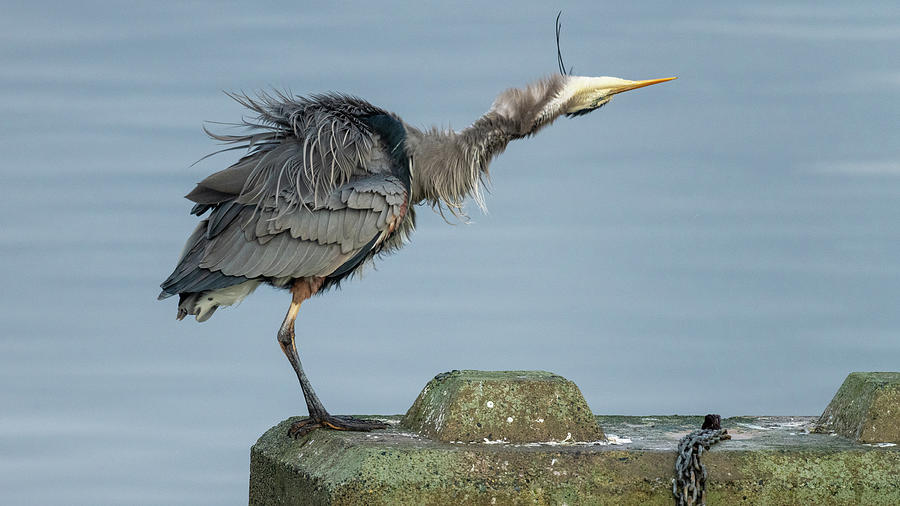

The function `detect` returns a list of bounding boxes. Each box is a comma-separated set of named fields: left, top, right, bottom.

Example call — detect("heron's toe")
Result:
left=286, top=415, right=388, bottom=439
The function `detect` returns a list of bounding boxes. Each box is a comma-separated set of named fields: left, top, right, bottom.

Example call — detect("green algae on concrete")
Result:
left=249, top=415, right=900, bottom=505
left=399, top=370, right=603, bottom=443
left=815, top=372, right=900, bottom=443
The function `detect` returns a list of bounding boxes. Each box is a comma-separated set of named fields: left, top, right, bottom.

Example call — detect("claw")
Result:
left=287, top=417, right=322, bottom=438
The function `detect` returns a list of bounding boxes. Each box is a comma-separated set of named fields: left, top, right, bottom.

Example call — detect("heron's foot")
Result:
left=287, top=414, right=389, bottom=439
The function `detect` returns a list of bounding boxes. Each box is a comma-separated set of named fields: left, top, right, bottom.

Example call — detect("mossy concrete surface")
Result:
left=815, top=372, right=900, bottom=443
left=249, top=415, right=900, bottom=505
left=399, top=370, right=603, bottom=443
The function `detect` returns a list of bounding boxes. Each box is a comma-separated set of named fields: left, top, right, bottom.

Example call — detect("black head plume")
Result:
left=556, top=12, right=573, bottom=76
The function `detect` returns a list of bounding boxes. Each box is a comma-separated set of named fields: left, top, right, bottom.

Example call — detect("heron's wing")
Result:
left=184, top=93, right=393, bottom=211
left=196, top=175, right=408, bottom=281
left=159, top=93, right=406, bottom=297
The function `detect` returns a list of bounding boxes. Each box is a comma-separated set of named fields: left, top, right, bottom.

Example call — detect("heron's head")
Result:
left=560, top=75, right=676, bottom=117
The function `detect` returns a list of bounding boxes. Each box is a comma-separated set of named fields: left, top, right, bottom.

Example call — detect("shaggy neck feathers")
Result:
left=407, top=75, right=569, bottom=215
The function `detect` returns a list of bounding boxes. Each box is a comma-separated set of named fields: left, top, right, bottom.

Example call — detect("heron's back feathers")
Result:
left=186, top=92, right=393, bottom=212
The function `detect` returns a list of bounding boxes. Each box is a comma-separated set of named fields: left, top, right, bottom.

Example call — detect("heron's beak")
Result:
left=564, top=75, right=678, bottom=115
left=608, top=77, right=677, bottom=95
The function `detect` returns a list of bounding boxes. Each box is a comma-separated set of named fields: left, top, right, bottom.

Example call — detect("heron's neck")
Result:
left=408, top=75, right=567, bottom=212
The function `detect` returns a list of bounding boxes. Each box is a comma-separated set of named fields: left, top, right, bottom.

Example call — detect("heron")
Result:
left=158, top=41, right=675, bottom=438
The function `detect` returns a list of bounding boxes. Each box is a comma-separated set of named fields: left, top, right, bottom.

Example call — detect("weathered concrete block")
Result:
left=399, top=370, right=603, bottom=443
left=248, top=415, right=900, bottom=505
left=249, top=371, right=900, bottom=504
left=816, top=372, right=900, bottom=443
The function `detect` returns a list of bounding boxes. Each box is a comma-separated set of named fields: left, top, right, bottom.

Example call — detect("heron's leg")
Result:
left=276, top=281, right=328, bottom=419
left=277, top=278, right=388, bottom=439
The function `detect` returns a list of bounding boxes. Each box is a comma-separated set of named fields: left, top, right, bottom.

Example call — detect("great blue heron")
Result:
left=159, top=53, right=675, bottom=437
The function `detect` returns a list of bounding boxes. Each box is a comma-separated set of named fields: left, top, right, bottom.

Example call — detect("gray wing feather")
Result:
left=302, top=209, right=319, bottom=241
left=359, top=213, right=378, bottom=244
left=371, top=196, right=386, bottom=213
left=315, top=211, right=330, bottom=244
left=339, top=210, right=355, bottom=254
left=296, top=244, right=329, bottom=276
left=283, top=238, right=315, bottom=276
left=218, top=230, right=254, bottom=274
left=325, top=211, right=342, bottom=244
left=347, top=191, right=362, bottom=208
left=207, top=201, right=244, bottom=239
left=255, top=234, right=289, bottom=275
left=255, top=211, right=270, bottom=240
left=271, top=238, right=302, bottom=278
left=202, top=224, right=239, bottom=267
left=350, top=191, right=376, bottom=210
left=196, top=174, right=406, bottom=280
left=343, top=210, right=365, bottom=247
left=375, top=207, right=389, bottom=229
left=238, top=241, right=269, bottom=278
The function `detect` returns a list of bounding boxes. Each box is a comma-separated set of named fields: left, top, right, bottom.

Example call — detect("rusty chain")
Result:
left=673, top=414, right=731, bottom=506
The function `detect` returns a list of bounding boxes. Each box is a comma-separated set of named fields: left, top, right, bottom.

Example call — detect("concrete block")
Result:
left=816, top=372, right=900, bottom=443
left=248, top=371, right=900, bottom=504
left=248, top=415, right=900, bottom=505
left=399, top=370, right=603, bottom=443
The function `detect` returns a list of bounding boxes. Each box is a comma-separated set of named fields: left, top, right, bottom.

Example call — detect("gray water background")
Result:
left=1, top=1, right=898, bottom=503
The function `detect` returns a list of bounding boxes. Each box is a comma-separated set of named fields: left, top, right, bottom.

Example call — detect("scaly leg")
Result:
left=277, top=278, right=388, bottom=439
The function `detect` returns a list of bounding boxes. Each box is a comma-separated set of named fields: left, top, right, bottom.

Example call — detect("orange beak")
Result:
left=610, top=76, right=678, bottom=95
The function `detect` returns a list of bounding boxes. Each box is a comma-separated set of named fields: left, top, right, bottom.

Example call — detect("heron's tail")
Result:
left=158, top=220, right=253, bottom=321
left=176, top=292, right=219, bottom=322
left=172, top=281, right=260, bottom=322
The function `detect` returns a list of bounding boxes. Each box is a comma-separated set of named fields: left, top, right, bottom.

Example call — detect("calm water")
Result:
left=1, top=1, right=898, bottom=503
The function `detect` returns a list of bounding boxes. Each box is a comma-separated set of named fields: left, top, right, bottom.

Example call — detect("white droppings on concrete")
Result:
left=432, top=404, right=447, bottom=432
left=475, top=430, right=629, bottom=447
left=507, top=416, right=514, bottom=423
left=514, top=437, right=610, bottom=447
left=486, top=401, right=494, bottom=408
